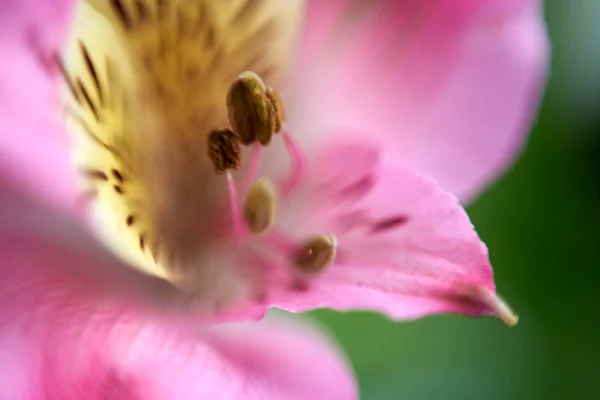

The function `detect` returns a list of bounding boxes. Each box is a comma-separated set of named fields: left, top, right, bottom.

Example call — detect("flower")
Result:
left=0, top=0, right=549, bottom=397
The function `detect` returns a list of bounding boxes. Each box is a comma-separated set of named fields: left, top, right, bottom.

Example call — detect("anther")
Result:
left=226, top=71, right=305, bottom=197
left=226, top=71, right=277, bottom=146
left=207, top=129, right=245, bottom=240
left=266, top=88, right=284, bottom=133
left=243, top=178, right=277, bottom=235
left=207, top=129, right=241, bottom=173
left=293, top=234, right=338, bottom=274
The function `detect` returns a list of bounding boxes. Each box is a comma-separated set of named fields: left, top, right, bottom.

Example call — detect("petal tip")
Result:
left=478, top=287, right=519, bottom=327
left=494, top=296, right=519, bottom=328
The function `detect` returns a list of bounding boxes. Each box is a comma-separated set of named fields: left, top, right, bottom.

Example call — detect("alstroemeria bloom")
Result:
left=0, top=0, right=548, bottom=398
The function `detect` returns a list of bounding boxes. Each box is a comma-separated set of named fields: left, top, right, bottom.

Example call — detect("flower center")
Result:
left=57, top=0, right=330, bottom=308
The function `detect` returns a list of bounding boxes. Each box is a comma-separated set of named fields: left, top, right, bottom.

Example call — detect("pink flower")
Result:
left=0, top=0, right=548, bottom=398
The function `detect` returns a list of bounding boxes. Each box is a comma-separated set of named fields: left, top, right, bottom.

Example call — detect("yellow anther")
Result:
left=243, top=178, right=277, bottom=234
left=294, top=234, right=337, bottom=273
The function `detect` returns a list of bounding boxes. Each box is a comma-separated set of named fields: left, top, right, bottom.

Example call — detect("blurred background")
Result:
left=310, top=2, right=600, bottom=399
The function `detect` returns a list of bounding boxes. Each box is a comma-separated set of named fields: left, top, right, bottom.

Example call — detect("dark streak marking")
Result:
left=231, top=0, right=261, bottom=27
left=105, top=57, right=115, bottom=110
left=113, top=185, right=123, bottom=194
left=139, top=235, right=145, bottom=250
left=109, top=0, right=133, bottom=30
left=151, top=242, right=160, bottom=262
left=64, top=108, right=116, bottom=156
left=371, top=215, right=409, bottom=233
left=79, top=41, right=103, bottom=106
left=289, top=279, right=309, bottom=292
left=126, top=215, right=135, bottom=226
left=191, top=1, right=206, bottom=36
left=229, top=19, right=278, bottom=70
left=154, top=81, right=167, bottom=97
left=336, top=174, right=375, bottom=201
left=80, top=168, right=108, bottom=181
left=334, top=210, right=370, bottom=233
left=176, top=6, right=187, bottom=38
left=205, top=48, right=224, bottom=73
left=243, top=19, right=277, bottom=49
left=158, top=32, right=167, bottom=60
left=135, top=0, right=149, bottom=22
left=252, top=290, right=268, bottom=305
left=77, top=79, right=99, bottom=121
left=25, top=30, right=54, bottom=76
left=184, top=67, right=200, bottom=81
left=111, top=169, right=124, bottom=183
left=54, top=57, right=81, bottom=104
left=204, top=25, right=215, bottom=49
left=143, top=53, right=154, bottom=70
left=157, top=0, right=167, bottom=20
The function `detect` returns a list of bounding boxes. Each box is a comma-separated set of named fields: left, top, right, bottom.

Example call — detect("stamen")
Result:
left=226, top=171, right=245, bottom=240
left=262, top=231, right=338, bottom=274
left=243, top=178, right=276, bottom=235
left=225, top=71, right=305, bottom=197
left=243, top=142, right=262, bottom=194
left=226, top=71, right=276, bottom=145
left=293, top=234, right=338, bottom=274
left=279, top=129, right=305, bottom=197
left=207, top=129, right=245, bottom=240
left=266, top=88, right=284, bottom=133
left=207, top=129, right=241, bottom=173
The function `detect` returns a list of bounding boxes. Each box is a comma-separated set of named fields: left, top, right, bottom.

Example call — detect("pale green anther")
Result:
left=243, top=178, right=277, bottom=234
left=294, top=234, right=338, bottom=274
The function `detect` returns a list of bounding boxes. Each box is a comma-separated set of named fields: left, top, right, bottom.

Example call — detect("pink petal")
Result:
left=0, top=184, right=356, bottom=398
left=0, top=0, right=79, bottom=214
left=268, top=142, right=516, bottom=325
left=290, top=0, right=549, bottom=201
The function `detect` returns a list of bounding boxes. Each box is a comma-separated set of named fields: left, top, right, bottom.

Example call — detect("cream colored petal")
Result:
left=60, top=0, right=304, bottom=295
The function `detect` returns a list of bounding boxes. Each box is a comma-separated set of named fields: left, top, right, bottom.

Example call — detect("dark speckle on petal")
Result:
left=371, top=215, right=409, bottom=233
left=289, top=279, right=309, bottom=292
left=335, top=174, right=375, bottom=202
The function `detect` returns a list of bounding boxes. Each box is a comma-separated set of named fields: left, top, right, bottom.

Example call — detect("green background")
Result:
left=311, top=2, right=600, bottom=398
